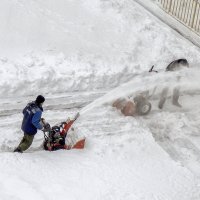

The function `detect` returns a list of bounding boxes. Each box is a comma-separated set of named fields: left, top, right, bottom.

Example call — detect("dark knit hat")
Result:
left=36, top=95, right=45, bottom=104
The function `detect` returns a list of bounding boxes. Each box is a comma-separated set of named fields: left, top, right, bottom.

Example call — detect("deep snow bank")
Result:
left=1, top=0, right=200, bottom=99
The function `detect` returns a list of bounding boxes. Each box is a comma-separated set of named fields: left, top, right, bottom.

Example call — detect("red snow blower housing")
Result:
left=42, top=113, right=85, bottom=151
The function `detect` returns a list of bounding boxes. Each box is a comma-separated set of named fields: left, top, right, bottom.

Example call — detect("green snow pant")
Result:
left=18, top=133, right=34, bottom=152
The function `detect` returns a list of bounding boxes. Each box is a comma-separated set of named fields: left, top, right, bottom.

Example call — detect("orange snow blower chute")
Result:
left=60, top=120, right=74, bottom=136
left=72, top=138, right=85, bottom=149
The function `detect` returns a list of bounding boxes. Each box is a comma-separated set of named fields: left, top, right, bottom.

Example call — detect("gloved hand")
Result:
left=42, top=123, right=51, bottom=132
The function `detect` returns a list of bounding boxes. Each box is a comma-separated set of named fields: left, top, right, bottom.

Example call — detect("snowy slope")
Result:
left=0, top=0, right=200, bottom=200
left=1, top=0, right=200, bottom=98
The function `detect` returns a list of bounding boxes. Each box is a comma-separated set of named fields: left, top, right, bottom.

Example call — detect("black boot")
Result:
left=14, top=147, right=23, bottom=153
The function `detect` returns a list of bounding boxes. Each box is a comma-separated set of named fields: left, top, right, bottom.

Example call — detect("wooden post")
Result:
left=168, top=0, right=173, bottom=13
left=191, top=0, right=198, bottom=28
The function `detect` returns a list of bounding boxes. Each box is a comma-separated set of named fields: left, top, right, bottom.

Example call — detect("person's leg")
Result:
left=18, top=135, right=26, bottom=147
left=14, top=136, right=25, bottom=153
left=172, top=87, right=182, bottom=107
left=15, top=134, right=34, bottom=152
left=158, top=87, right=169, bottom=109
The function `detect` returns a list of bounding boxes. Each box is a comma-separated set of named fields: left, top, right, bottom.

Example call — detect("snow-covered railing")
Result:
left=157, top=0, right=200, bottom=35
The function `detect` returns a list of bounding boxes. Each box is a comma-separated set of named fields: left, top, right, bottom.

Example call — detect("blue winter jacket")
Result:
left=21, top=101, right=43, bottom=135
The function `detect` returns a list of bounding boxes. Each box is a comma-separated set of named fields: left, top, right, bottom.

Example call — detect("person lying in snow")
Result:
left=158, top=58, right=189, bottom=109
left=14, top=95, right=49, bottom=153
left=113, top=95, right=151, bottom=116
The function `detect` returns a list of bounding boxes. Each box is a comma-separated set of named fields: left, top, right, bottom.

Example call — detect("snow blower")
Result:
left=42, top=113, right=85, bottom=151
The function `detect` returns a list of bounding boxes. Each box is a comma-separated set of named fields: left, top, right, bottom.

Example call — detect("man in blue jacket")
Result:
left=14, top=95, right=46, bottom=153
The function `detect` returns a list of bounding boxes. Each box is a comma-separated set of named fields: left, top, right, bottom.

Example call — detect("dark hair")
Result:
left=35, top=95, right=45, bottom=105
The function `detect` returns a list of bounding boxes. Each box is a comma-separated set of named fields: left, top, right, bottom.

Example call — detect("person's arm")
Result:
left=32, top=111, right=43, bottom=130
left=22, top=106, right=28, bottom=115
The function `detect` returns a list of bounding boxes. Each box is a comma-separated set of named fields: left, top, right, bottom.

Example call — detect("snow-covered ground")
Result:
left=1, top=0, right=200, bottom=199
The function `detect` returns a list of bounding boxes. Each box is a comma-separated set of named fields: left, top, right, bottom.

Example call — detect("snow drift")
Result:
left=0, top=0, right=200, bottom=200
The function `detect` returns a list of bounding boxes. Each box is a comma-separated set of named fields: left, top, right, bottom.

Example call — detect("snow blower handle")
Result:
left=149, top=65, right=158, bottom=73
